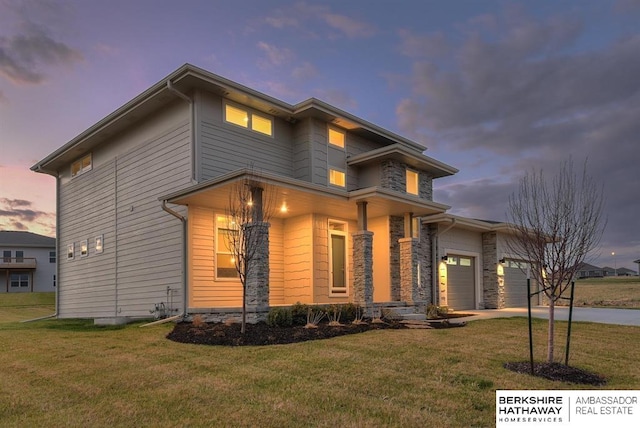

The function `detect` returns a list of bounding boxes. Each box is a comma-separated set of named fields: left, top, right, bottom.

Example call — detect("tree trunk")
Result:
left=547, top=297, right=555, bottom=363
left=241, top=283, right=246, bottom=334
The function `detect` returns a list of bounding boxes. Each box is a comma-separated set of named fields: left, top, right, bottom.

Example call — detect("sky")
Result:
left=1, top=0, right=639, bottom=271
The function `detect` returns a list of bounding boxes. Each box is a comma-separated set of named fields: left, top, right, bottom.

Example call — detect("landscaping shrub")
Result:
left=266, top=307, right=293, bottom=327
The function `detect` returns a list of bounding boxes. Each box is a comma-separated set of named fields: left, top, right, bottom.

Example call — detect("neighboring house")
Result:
left=577, top=263, right=604, bottom=278
left=0, top=231, right=56, bottom=293
left=614, top=267, right=636, bottom=277
left=32, top=64, right=534, bottom=323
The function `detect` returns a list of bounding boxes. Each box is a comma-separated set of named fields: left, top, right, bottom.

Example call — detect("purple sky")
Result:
left=1, top=0, right=639, bottom=271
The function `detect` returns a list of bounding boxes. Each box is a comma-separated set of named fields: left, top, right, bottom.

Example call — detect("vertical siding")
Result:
left=283, top=214, right=313, bottom=303
left=292, top=118, right=312, bottom=182
left=58, top=159, right=117, bottom=318
left=198, top=91, right=294, bottom=181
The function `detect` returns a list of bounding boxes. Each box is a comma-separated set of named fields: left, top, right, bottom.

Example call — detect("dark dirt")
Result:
left=167, top=320, right=409, bottom=346
left=504, top=361, right=607, bottom=385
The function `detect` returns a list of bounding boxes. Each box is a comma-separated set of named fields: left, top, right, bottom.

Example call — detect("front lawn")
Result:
left=1, top=315, right=638, bottom=427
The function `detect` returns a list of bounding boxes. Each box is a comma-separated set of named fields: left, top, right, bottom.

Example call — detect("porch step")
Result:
left=380, top=305, right=427, bottom=321
left=400, top=320, right=433, bottom=329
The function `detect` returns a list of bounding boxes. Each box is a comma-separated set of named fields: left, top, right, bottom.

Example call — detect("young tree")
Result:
left=224, top=174, right=275, bottom=334
left=507, top=159, right=606, bottom=363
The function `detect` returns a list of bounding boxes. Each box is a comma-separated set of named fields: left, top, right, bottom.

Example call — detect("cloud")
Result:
left=292, top=62, right=319, bottom=80
left=257, top=41, right=293, bottom=68
left=397, top=6, right=640, bottom=265
left=0, top=4, right=83, bottom=85
left=0, top=197, right=55, bottom=234
left=264, top=2, right=375, bottom=39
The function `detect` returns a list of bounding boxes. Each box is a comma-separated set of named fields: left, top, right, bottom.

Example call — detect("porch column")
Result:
left=399, top=237, right=421, bottom=304
left=244, top=221, right=270, bottom=320
left=481, top=231, right=502, bottom=309
left=352, top=230, right=373, bottom=308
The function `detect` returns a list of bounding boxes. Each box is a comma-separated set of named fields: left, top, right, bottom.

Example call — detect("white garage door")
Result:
left=446, top=255, right=475, bottom=310
left=504, top=260, right=530, bottom=307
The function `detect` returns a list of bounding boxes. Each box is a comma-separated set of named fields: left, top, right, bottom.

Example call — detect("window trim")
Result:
left=329, top=168, right=346, bottom=188
left=328, top=219, right=349, bottom=296
left=215, top=215, right=241, bottom=281
left=406, top=168, right=419, bottom=196
left=224, top=101, right=274, bottom=137
left=71, top=153, right=92, bottom=178
left=80, top=240, right=88, bottom=257
left=328, top=126, right=346, bottom=149
left=95, top=235, right=104, bottom=254
left=10, top=272, right=29, bottom=288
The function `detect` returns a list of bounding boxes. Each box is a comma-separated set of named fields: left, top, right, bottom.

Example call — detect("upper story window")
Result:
left=95, top=235, right=104, bottom=254
left=329, top=169, right=346, bottom=188
left=406, top=169, right=419, bottom=195
left=16, top=251, right=23, bottom=263
left=224, top=103, right=273, bottom=136
left=328, top=127, right=345, bottom=148
left=3, top=250, right=11, bottom=262
left=71, top=153, right=92, bottom=177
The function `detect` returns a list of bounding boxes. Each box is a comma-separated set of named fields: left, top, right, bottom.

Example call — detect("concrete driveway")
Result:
left=463, top=306, right=640, bottom=326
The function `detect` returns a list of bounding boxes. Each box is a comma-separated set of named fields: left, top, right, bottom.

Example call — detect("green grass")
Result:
left=1, top=308, right=639, bottom=427
left=0, top=292, right=55, bottom=323
left=565, top=277, right=640, bottom=309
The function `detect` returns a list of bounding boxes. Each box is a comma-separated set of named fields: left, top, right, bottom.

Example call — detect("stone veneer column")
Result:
left=399, top=237, right=421, bottom=304
left=352, top=231, right=374, bottom=308
left=482, top=231, right=503, bottom=309
left=244, top=221, right=270, bottom=319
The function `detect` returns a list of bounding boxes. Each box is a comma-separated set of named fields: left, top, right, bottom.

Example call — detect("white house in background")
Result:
left=0, top=231, right=56, bottom=293
left=31, top=64, right=535, bottom=323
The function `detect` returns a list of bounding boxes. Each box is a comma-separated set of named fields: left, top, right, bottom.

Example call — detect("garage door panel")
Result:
left=504, top=260, right=530, bottom=307
left=447, top=256, right=475, bottom=310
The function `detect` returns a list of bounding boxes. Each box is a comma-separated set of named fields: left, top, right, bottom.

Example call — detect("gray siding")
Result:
left=57, top=115, right=191, bottom=318
left=292, top=118, right=313, bottom=182
left=198, top=92, right=294, bottom=181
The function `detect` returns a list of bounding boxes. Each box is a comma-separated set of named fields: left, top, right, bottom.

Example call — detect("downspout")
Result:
left=162, top=200, right=187, bottom=318
left=431, top=218, right=456, bottom=306
left=166, top=80, right=197, bottom=183
left=23, top=167, right=60, bottom=322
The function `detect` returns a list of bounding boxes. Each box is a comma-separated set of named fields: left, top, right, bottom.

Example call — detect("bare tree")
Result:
left=507, top=159, right=606, bottom=363
left=224, top=173, right=275, bottom=334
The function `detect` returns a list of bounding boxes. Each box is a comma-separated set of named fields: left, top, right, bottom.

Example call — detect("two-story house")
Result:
left=0, top=231, right=56, bottom=293
left=32, top=64, right=533, bottom=324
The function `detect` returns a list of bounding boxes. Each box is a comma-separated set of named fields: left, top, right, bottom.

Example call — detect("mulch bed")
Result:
left=167, top=321, right=410, bottom=346
left=504, top=361, right=607, bottom=385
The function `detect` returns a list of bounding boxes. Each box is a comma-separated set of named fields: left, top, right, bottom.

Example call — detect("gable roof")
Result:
left=0, top=231, right=55, bottom=248
left=32, top=64, right=451, bottom=176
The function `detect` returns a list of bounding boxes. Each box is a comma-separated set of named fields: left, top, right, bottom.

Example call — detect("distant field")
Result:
left=561, top=277, right=640, bottom=309
left=0, top=292, right=55, bottom=323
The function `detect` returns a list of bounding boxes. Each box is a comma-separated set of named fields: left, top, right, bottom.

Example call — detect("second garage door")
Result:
left=504, top=260, right=531, bottom=307
left=446, top=255, right=475, bottom=310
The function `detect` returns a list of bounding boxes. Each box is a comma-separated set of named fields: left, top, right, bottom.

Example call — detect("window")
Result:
left=459, top=257, right=472, bottom=267
left=16, top=251, right=23, bottom=263
left=80, top=240, right=88, bottom=257
left=328, top=128, right=345, bottom=148
left=95, top=235, right=104, bottom=253
left=49, top=251, right=56, bottom=263
left=67, top=243, right=74, bottom=260
left=216, top=215, right=240, bottom=279
left=71, top=153, right=92, bottom=177
left=3, top=250, right=11, bottom=263
left=329, top=220, right=348, bottom=295
left=329, top=169, right=346, bottom=187
left=10, top=273, right=29, bottom=288
left=406, top=169, right=419, bottom=195
left=53, top=274, right=56, bottom=287
left=224, top=103, right=273, bottom=136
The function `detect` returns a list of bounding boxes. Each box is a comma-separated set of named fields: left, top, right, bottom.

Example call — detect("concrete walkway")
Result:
left=462, top=306, right=640, bottom=326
